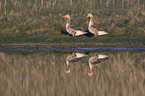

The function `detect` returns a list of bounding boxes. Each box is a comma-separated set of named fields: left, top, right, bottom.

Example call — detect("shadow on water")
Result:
left=0, top=50, right=145, bottom=96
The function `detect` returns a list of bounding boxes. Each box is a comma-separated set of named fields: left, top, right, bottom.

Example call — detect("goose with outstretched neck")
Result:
left=86, top=13, right=108, bottom=37
left=63, top=15, right=87, bottom=37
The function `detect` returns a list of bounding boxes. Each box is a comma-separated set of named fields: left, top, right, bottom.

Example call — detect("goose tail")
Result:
left=98, top=31, right=108, bottom=35
left=75, top=31, right=87, bottom=36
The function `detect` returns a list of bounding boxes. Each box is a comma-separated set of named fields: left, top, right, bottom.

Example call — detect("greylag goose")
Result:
left=64, top=52, right=88, bottom=73
left=87, top=13, right=108, bottom=37
left=63, top=15, right=87, bottom=37
left=87, top=53, right=108, bottom=76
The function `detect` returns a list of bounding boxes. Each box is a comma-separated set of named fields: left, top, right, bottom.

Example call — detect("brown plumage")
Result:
left=64, top=53, right=88, bottom=73
left=87, top=54, right=108, bottom=76
left=63, top=15, right=87, bottom=37
left=87, top=13, right=108, bottom=37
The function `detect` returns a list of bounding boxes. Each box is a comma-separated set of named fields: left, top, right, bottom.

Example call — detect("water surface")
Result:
left=0, top=49, right=144, bottom=96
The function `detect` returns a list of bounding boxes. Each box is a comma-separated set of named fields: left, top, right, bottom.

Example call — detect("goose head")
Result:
left=86, top=13, right=93, bottom=18
left=64, top=69, right=71, bottom=74
left=63, top=14, right=70, bottom=19
left=87, top=72, right=93, bottom=76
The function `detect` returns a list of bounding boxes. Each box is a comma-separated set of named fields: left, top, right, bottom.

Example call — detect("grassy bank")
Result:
left=0, top=0, right=145, bottom=47
left=0, top=36, right=144, bottom=48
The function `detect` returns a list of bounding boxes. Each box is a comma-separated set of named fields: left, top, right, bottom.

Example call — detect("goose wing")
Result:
left=66, top=53, right=84, bottom=63
left=89, top=56, right=101, bottom=65
left=91, top=59, right=101, bottom=65
left=69, top=58, right=82, bottom=63
left=69, top=25, right=85, bottom=31
left=91, top=25, right=104, bottom=31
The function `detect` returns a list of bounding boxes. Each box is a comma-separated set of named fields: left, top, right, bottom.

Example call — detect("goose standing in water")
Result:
left=86, top=13, right=108, bottom=37
left=87, top=53, right=108, bottom=76
left=64, top=53, right=88, bottom=73
left=63, top=15, right=87, bottom=37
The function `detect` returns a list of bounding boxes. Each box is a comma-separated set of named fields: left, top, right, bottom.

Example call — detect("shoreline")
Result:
left=0, top=43, right=144, bottom=50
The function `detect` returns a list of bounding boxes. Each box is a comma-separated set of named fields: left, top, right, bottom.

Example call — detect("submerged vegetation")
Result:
left=0, top=0, right=144, bottom=46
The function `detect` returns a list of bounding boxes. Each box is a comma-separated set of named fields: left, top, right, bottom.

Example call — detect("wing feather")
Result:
left=69, top=25, right=85, bottom=31
left=91, top=25, right=104, bottom=30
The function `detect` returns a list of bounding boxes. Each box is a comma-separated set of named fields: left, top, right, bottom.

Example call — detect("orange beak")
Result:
left=86, top=15, right=89, bottom=18
left=64, top=70, right=67, bottom=72
left=63, top=15, right=67, bottom=18
left=87, top=72, right=90, bottom=75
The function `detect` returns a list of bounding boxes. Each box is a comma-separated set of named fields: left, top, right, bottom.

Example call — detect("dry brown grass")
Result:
left=0, top=0, right=144, bottom=37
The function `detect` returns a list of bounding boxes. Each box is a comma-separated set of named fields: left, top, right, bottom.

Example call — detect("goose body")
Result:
left=65, top=53, right=88, bottom=73
left=66, top=53, right=87, bottom=64
left=63, top=15, right=87, bottom=37
left=87, top=13, right=108, bottom=37
left=87, top=53, right=108, bottom=76
left=87, top=56, right=101, bottom=76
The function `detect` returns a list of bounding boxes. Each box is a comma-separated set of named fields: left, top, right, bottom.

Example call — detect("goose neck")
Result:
left=66, top=18, right=70, bottom=28
left=89, top=17, right=93, bottom=27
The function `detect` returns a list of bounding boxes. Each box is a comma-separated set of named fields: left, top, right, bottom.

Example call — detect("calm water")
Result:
left=0, top=49, right=145, bottom=96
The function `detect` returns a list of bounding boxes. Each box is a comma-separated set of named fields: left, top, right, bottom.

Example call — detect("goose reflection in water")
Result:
left=64, top=52, right=88, bottom=73
left=87, top=53, right=108, bottom=76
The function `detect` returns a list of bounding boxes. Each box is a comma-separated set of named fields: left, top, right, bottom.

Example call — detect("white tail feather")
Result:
left=75, top=31, right=87, bottom=36
left=98, top=31, right=108, bottom=35
left=75, top=53, right=88, bottom=58
left=98, top=54, right=108, bottom=59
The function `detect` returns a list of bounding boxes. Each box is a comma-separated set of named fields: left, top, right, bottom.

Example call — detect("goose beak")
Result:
left=87, top=72, right=93, bottom=76
left=63, top=15, right=67, bottom=18
left=64, top=69, right=71, bottom=73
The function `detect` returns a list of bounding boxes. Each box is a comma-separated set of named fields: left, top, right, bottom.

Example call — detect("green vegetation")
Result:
left=0, top=0, right=145, bottom=47
left=0, top=50, right=144, bottom=95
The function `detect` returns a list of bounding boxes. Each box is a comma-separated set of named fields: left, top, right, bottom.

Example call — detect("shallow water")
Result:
left=0, top=49, right=145, bottom=96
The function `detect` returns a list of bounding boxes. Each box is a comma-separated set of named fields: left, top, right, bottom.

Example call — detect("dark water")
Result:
left=0, top=49, right=144, bottom=96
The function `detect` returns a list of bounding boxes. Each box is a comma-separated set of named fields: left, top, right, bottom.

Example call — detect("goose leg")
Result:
left=95, top=34, right=98, bottom=37
left=73, top=34, right=76, bottom=37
